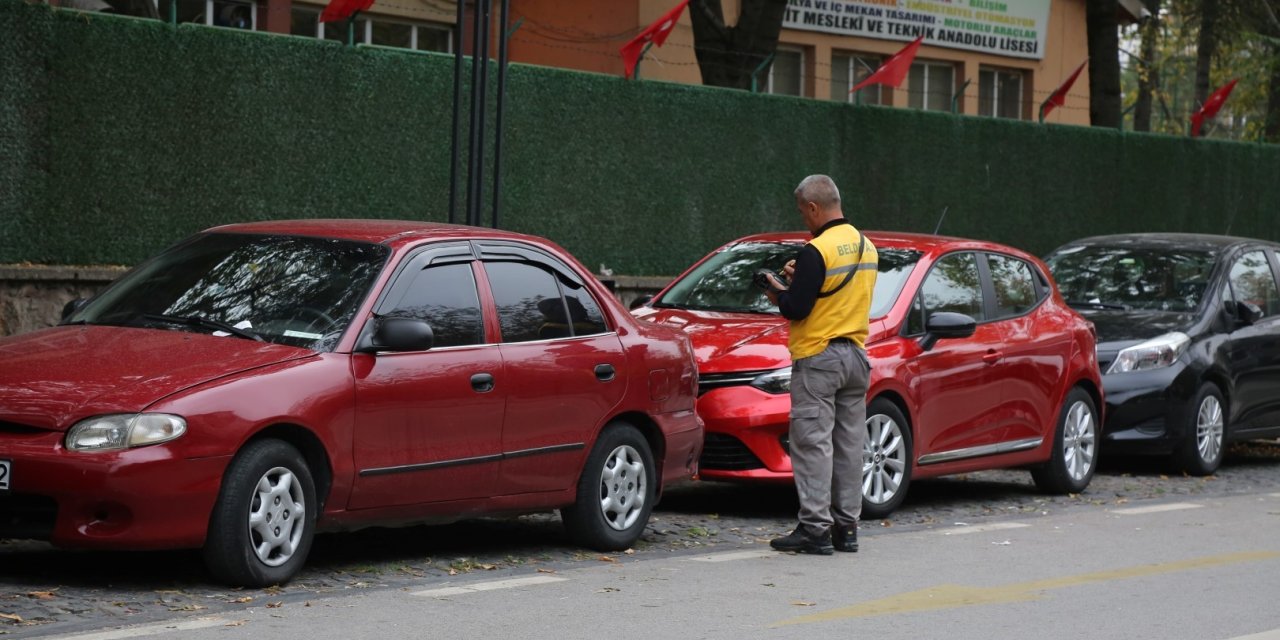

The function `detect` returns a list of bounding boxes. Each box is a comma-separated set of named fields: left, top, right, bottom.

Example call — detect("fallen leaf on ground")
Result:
left=537, top=568, right=557, bottom=574
left=597, top=587, right=620, bottom=593
left=598, top=556, right=617, bottom=563
left=791, top=601, right=816, bottom=607
left=0, top=614, right=22, bottom=623
left=225, top=621, right=247, bottom=627
left=228, top=597, right=253, bottom=604
left=266, top=602, right=283, bottom=609
left=26, top=592, right=56, bottom=600
left=623, top=549, right=636, bottom=555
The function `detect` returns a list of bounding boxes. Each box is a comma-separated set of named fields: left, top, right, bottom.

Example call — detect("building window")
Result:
left=767, top=47, right=804, bottom=96
left=831, top=53, right=882, bottom=105
left=979, top=67, right=1025, bottom=119
left=907, top=60, right=956, bottom=112
left=174, top=0, right=255, bottom=29
left=307, top=12, right=450, bottom=51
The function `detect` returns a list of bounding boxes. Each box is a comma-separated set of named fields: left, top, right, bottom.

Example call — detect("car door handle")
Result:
left=471, top=372, right=495, bottom=393
left=595, top=364, right=616, bottom=382
left=982, top=350, right=1003, bottom=365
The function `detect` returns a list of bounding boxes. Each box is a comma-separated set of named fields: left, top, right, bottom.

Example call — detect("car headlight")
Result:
left=65, top=414, right=187, bottom=452
left=1107, top=332, right=1190, bottom=374
left=751, top=367, right=792, bottom=394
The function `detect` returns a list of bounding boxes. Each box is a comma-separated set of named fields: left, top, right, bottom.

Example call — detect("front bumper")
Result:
left=695, top=385, right=794, bottom=483
left=0, top=430, right=228, bottom=550
left=1101, top=361, right=1199, bottom=456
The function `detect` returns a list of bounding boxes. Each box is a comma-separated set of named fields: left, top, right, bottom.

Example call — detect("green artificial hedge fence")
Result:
left=3, top=0, right=1279, bottom=275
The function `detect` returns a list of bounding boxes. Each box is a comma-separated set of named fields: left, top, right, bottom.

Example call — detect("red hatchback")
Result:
left=0, top=220, right=702, bottom=586
left=632, top=231, right=1102, bottom=519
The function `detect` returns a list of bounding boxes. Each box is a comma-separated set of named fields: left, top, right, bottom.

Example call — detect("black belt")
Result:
left=830, top=337, right=852, bottom=344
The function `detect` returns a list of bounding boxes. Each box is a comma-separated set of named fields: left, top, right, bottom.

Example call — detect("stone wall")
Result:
left=0, top=266, right=669, bottom=338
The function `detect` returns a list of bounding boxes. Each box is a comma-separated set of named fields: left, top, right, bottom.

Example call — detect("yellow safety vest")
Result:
left=788, top=225, right=878, bottom=360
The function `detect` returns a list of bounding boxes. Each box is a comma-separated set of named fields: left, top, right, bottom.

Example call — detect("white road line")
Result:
left=941, top=522, right=1030, bottom=535
left=686, top=549, right=777, bottom=563
left=34, top=617, right=230, bottom=640
left=1111, top=502, right=1203, bottom=515
left=1226, top=628, right=1280, bottom=640
left=411, top=575, right=567, bottom=598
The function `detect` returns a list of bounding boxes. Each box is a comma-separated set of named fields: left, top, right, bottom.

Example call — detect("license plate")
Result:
left=0, top=459, right=9, bottom=491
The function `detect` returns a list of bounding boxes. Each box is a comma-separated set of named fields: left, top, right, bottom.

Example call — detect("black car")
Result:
left=1045, top=233, right=1280, bottom=475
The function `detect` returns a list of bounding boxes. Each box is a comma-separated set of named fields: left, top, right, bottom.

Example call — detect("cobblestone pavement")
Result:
left=3, top=440, right=1279, bottom=637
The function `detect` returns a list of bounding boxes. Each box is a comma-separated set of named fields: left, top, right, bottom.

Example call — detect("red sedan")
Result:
left=0, top=220, right=702, bottom=586
left=632, top=231, right=1102, bottom=519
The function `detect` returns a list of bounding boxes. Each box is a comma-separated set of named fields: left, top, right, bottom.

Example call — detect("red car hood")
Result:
left=0, top=325, right=315, bottom=431
left=635, top=307, right=894, bottom=374
left=636, top=308, right=790, bottom=374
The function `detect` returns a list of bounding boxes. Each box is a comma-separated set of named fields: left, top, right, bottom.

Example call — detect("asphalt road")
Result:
left=3, top=440, right=1280, bottom=638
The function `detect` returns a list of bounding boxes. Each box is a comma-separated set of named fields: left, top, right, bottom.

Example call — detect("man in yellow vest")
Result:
left=761, top=174, right=878, bottom=555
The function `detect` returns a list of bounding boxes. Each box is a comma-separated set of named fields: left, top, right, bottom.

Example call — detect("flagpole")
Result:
left=447, top=0, right=466, bottom=224
left=490, top=0, right=512, bottom=230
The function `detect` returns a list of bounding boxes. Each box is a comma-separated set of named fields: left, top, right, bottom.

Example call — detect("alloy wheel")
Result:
left=1196, top=395, right=1224, bottom=464
left=1062, top=400, right=1097, bottom=482
left=863, top=414, right=906, bottom=506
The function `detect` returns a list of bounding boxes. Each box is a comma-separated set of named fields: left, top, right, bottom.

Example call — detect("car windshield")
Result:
left=656, top=241, right=922, bottom=318
left=67, top=232, right=389, bottom=350
left=1045, top=245, right=1217, bottom=312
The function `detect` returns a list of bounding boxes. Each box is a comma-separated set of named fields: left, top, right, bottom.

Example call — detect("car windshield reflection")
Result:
left=1046, top=245, right=1217, bottom=313
left=655, top=241, right=921, bottom=318
left=66, top=233, right=389, bottom=350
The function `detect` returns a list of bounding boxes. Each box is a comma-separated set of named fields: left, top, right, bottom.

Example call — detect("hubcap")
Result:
left=598, top=444, right=647, bottom=531
left=1062, top=400, right=1096, bottom=482
left=863, top=414, right=906, bottom=506
left=1196, top=395, right=1224, bottom=463
left=248, top=466, right=306, bottom=567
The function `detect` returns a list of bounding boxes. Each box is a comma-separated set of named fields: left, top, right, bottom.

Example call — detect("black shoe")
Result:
left=770, top=526, right=834, bottom=555
left=832, top=524, right=858, bottom=552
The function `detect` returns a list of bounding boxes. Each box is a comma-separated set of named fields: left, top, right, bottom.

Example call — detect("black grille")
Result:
left=699, top=433, right=765, bottom=471
left=0, top=421, right=46, bottom=435
left=697, top=370, right=770, bottom=396
left=0, top=494, right=57, bottom=540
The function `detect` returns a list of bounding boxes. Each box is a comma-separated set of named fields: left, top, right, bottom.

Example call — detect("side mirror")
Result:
left=920, top=312, right=976, bottom=351
left=360, top=317, right=434, bottom=353
left=60, top=298, right=88, bottom=322
left=629, top=294, right=654, bottom=311
left=1230, top=300, right=1264, bottom=327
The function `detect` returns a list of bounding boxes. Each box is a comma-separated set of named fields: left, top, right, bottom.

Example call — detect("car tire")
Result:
left=203, top=439, right=317, bottom=588
left=1172, top=382, right=1226, bottom=476
left=561, top=422, right=656, bottom=551
left=861, top=398, right=913, bottom=520
left=1031, top=387, right=1098, bottom=494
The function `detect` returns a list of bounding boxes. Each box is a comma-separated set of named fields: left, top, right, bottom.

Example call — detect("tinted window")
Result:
left=561, top=283, right=609, bottom=336
left=987, top=254, right=1039, bottom=318
left=486, top=261, right=571, bottom=343
left=920, top=252, right=985, bottom=321
left=1229, top=250, right=1280, bottom=318
left=384, top=263, right=484, bottom=348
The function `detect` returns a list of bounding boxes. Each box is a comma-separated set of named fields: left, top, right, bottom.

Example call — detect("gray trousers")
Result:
left=789, top=339, right=869, bottom=534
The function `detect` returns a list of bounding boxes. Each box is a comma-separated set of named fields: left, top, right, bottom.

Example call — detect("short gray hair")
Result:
left=793, top=175, right=841, bottom=209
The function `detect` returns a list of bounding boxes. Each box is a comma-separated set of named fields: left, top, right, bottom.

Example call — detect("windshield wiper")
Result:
left=1065, top=300, right=1131, bottom=311
left=141, top=313, right=265, bottom=342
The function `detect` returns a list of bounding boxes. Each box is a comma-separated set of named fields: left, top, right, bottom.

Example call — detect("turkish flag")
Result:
left=620, top=0, right=689, bottom=79
left=320, top=0, right=374, bottom=24
left=1041, top=59, right=1087, bottom=120
left=850, top=35, right=924, bottom=93
left=1191, top=79, right=1239, bottom=137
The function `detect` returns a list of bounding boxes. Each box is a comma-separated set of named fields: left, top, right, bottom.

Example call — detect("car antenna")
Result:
left=933, top=206, right=949, bottom=235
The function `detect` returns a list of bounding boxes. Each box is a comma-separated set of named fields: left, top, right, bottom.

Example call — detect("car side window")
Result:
left=919, top=252, right=986, bottom=322
left=1228, top=250, right=1280, bottom=318
left=486, top=261, right=578, bottom=342
left=382, top=262, right=485, bottom=348
left=560, top=282, right=610, bottom=336
left=987, top=253, right=1040, bottom=318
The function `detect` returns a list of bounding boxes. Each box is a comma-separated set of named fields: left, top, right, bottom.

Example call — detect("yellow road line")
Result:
left=772, top=550, right=1280, bottom=627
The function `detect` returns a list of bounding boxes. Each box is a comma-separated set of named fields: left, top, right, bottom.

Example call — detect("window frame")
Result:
left=1225, top=247, right=1280, bottom=322
left=978, top=66, right=1026, bottom=120
left=980, top=252, right=1048, bottom=321
left=907, top=59, right=957, bottom=112
left=831, top=51, right=883, bottom=105
left=767, top=45, right=806, bottom=97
